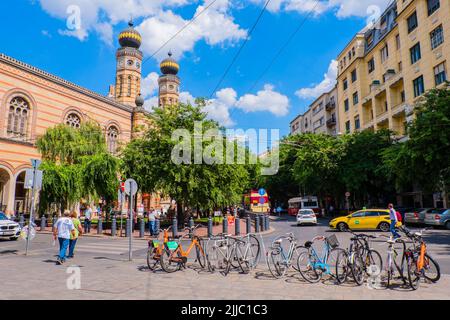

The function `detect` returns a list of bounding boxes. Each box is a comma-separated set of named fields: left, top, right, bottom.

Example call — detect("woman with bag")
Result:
left=68, top=210, right=83, bottom=259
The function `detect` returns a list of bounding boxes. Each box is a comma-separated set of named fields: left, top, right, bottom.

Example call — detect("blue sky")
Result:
left=0, top=0, right=391, bottom=139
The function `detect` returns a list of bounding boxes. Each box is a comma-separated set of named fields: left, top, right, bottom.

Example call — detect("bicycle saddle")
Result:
left=304, top=241, right=313, bottom=248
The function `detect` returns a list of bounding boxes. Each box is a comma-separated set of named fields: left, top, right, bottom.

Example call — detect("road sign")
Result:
left=24, top=169, right=43, bottom=190
left=124, top=179, right=138, bottom=196
left=345, top=192, right=351, bottom=198
left=258, top=188, right=266, bottom=196
left=259, top=197, right=266, bottom=204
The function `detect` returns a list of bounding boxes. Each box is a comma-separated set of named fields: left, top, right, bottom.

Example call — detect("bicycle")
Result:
left=233, top=233, right=261, bottom=274
left=296, top=234, right=344, bottom=283
left=380, top=235, right=407, bottom=288
left=266, top=232, right=304, bottom=278
left=206, top=233, right=252, bottom=276
left=400, top=227, right=441, bottom=290
left=335, top=232, right=383, bottom=285
left=159, top=225, right=207, bottom=273
left=146, top=226, right=172, bottom=271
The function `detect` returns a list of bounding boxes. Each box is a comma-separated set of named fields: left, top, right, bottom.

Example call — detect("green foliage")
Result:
left=37, top=122, right=119, bottom=211
left=382, top=88, right=450, bottom=192
left=121, top=101, right=257, bottom=216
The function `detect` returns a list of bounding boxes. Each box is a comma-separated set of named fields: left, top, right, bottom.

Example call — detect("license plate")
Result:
left=1, top=231, right=14, bottom=236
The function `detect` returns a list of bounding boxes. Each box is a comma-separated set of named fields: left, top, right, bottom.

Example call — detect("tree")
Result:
left=37, top=122, right=119, bottom=213
left=121, top=101, right=255, bottom=221
left=382, top=88, right=450, bottom=196
left=339, top=129, right=395, bottom=207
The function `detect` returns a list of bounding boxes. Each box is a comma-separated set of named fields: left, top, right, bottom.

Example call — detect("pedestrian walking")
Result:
left=84, top=205, right=92, bottom=234
left=388, top=203, right=401, bottom=239
left=53, top=210, right=76, bottom=265
left=148, top=208, right=159, bottom=236
left=68, top=210, right=82, bottom=259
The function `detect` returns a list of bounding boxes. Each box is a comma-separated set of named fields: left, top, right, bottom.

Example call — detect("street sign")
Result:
left=24, top=169, right=43, bottom=190
left=345, top=192, right=351, bottom=198
left=124, top=179, right=138, bottom=196
left=259, top=197, right=266, bottom=204
left=258, top=188, right=266, bottom=196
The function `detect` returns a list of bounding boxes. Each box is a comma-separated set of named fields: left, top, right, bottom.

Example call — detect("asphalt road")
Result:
left=264, top=215, right=450, bottom=275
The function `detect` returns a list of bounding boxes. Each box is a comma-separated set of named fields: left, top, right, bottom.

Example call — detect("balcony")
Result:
left=376, top=111, right=389, bottom=124
left=391, top=103, right=406, bottom=118
left=326, top=118, right=337, bottom=127
left=325, top=101, right=336, bottom=111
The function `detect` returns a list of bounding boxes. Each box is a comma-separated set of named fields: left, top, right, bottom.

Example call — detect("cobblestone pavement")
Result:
left=0, top=232, right=449, bottom=300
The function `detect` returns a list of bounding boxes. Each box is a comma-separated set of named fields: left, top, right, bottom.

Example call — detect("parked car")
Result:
left=424, top=209, right=450, bottom=229
left=329, top=209, right=402, bottom=232
left=395, top=207, right=414, bottom=222
left=0, top=212, right=21, bottom=241
left=404, top=208, right=435, bottom=225
left=296, top=209, right=317, bottom=226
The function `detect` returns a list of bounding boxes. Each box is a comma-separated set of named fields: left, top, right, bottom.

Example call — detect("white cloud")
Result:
left=137, top=3, right=247, bottom=60
left=141, top=72, right=160, bottom=98
left=295, top=59, right=337, bottom=99
left=236, top=84, right=290, bottom=116
left=250, top=0, right=392, bottom=18
left=38, top=0, right=246, bottom=60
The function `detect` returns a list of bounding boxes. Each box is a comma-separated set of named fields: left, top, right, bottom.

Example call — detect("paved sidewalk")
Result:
left=1, top=250, right=448, bottom=300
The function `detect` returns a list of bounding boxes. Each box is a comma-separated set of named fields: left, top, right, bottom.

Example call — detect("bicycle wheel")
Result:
left=364, top=249, right=383, bottom=275
left=406, top=255, right=420, bottom=290
left=290, top=245, right=304, bottom=272
left=195, top=241, right=207, bottom=269
left=160, top=247, right=182, bottom=273
left=267, top=248, right=285, bottom=278
left=297, top=251, right=321, bottom=283
left=223, top=245, right=235, bottom=276
left=235, top=241, right=251, bottom=274
left=423, top=253, right=440, bottom=283
left=246, top=235, right=261, bottom=269
left=334, top=250, right=349, bottom=284
left=350, top=252, right=365, bottom=286
left=146, top=248, right=160, bottom=271
left=206, top=242, right=227, bottom=273
left=328, top=248, right=346, bottom=280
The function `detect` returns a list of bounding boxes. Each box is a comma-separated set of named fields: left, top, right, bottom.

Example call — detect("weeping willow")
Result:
left=37, top=122, right=119, bottom=213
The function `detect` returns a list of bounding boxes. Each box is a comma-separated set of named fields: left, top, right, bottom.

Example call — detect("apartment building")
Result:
left=337, top=0, right=449, bottom=139
left=290, top=86, right=338, bottom=136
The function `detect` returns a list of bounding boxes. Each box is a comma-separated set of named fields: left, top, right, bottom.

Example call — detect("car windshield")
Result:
left=0, top=213, right=8, bottom=220
left=299, top=210, right=314, bottom=215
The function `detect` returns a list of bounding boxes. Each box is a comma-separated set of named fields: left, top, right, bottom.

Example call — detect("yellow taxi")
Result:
left=329, top=209, right=402, bottom=232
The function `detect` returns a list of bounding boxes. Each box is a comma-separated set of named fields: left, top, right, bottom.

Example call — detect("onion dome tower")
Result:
left=158, top=52, right=180, bottom=107
left=115, top=20, right=142, bottom=107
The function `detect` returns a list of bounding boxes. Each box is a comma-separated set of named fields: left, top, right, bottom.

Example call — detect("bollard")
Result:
left=261, top=215, right=265, bottom=232
left=189, top=217, right=194, bottom=239
left=208, top=216, right=213, bottom=238
left=266, top=215, right=270, bottom=230
left=222, top=217, right=228, bottom=235
left=235, top=217, right=240, bottom=235
left=19, top=214, right=25, bottom=228
left=246, top=216, right=251, bottom=234
left=172, top=217, right=178, bottom=238
left=255, top=215, right=260, bottom=233
left=140, top=218, right=145, bottom=238
left=40, top=216, right=46, bottom=231
left=111, top=217, right=117, bottom=237
left=97, top=216, right=103, bottom=234
left=155, top=219, right=160, bottom=237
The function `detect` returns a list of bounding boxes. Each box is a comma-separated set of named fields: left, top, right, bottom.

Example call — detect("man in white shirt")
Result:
left=53, top=210, right=76, bottom=265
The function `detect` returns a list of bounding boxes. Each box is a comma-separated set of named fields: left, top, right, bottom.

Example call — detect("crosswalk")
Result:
left=74, top=239, right=149, bottom=256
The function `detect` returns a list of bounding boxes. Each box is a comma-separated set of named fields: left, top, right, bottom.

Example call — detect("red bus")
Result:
left=288, top=196, right=321, bottom=217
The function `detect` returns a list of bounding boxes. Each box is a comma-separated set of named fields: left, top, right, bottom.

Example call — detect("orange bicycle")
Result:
left=146, top=226, right=172, bottom=271
left=401, top=227, right=440, bottom=290
left=159, top=225, right=207, bottom=273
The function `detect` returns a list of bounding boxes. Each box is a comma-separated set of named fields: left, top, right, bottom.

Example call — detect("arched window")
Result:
left=65, top=113, right=81, bottom=128
left=7, top=97, right=30, bottom=140
left=107, top=126, right=119, bottom=154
